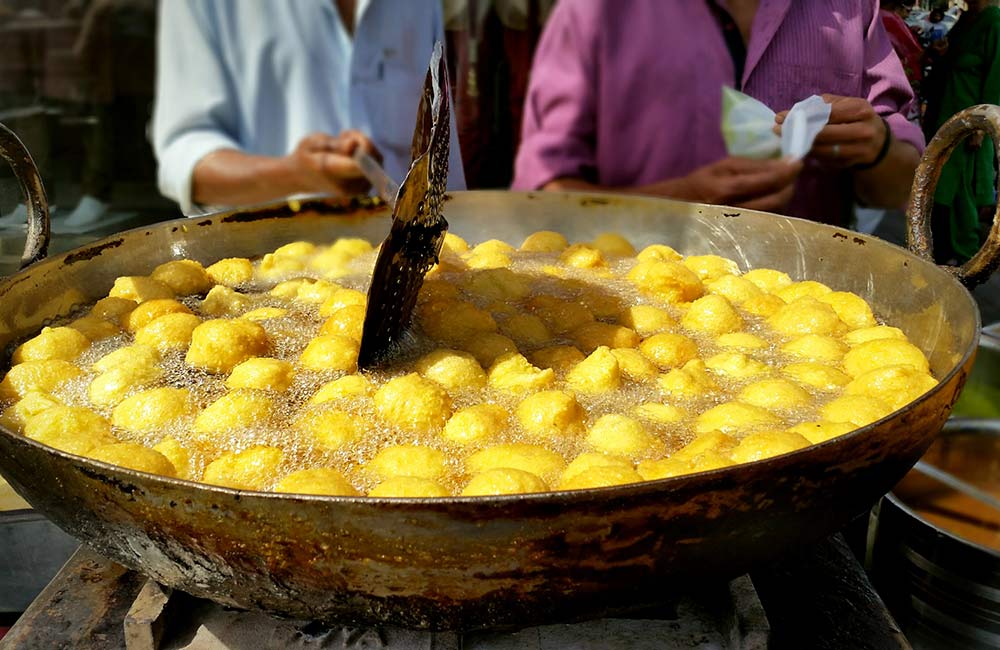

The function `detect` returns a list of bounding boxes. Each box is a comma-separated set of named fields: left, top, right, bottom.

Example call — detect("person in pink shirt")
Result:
left=512, top=0, right=925, bottom=226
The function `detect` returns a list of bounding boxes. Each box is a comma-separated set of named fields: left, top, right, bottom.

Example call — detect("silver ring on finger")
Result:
left=832, top=143, right=840, bottom=157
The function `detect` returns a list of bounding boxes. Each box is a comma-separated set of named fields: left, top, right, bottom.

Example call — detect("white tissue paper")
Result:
left=721, top=87, right=832, bottom=160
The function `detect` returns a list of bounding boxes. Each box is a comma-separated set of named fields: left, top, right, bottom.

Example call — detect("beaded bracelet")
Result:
left=852, top=118, right=892, bottom=171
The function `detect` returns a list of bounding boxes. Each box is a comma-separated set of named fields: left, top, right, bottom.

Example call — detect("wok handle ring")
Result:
left=0, top=121, right=51, bottom=269
left=907, top=103, right=1000, bottom=289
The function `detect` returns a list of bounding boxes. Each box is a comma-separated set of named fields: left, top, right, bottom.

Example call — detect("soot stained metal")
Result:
left=358, top=42, right=451, bottom=369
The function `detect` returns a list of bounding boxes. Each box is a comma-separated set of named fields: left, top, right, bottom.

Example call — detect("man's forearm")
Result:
left=853, top=140, right=921, bottom=209
left=191, top=149, right=302, bottom=207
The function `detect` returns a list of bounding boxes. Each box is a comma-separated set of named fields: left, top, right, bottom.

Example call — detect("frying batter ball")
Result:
left=786, top=421, right=856, bottom=444
left=153, top=436, right=195, bottom=479
left=487, top=353, right=555, bottom=393
left=415, top=349, right=487, bottom=391
left=729, top=430, right=811, bottom=464
left=818, top=291, right=877, bottom=329
left=657, top=359, right=719, bottom=398
left=112, top=387, right=193, bottom=433
left=780, top=362, right=851, bottom=392
left=201, top=285, right=252, bottom=317
left=151, top=259, right=213, bottom=296
left=294, top=405, right=362, bottom=451
left=274, top=468, right=359, bottom=496
left=586, top=414, right=658, bottom=457
left=627, top=259, right=703, bottom=303
left=620, top=305, right=675, bottom=337
left=194, top=389, right=275, bottom=434
left=742, top=268, right=792, bottom=292
left=529, top=296, right=594, bottom=334
left=639, top=332, right=698, bottom=370
left=462, top=468, right=548, bottom=496
left=705, top=274, right=763, bottom=305
left=318, top=305, right=366, bottom=342
left=464, top=268, right=531, bottom=301
left=442, top=403, right=508, bottom=445
left=374, top=373, right=452, bottom=434
left=12, top=327, right=90, bottom=364
left=571, top=322, right=640, bottom=353
left=0, top=360, right=83, bottom=401
left=560, top=452, right=634, bottom=484
left=781, top=334, right=848, bottom=363
left=609, top=348, right=659, bottom=383
left=298, top=334, right=359, bottom=373
left=108, top=276, right=174, bottom=302
left=819, top=395, right=894, bottom=427
left=682, top=254, right=739, bottom=281
left=680, top=294, right=743, bottom=335
left=226, top=358, right=294, bottom=392
left=844, top=365, right=938, bottom=410
left=0, top=391, right=60, bottom=433
left=134, top=312, right=201, bottom=352
left=202, top=446, right=284, bottom=490
left=515, top=390, right=586, bottom=438
left=558, top=465, right=643, bottom=490
left=704, top=352, right=769, bottom=380
left=566, top=346, right=621, bottom=393
left=695, top=401, right=783, bottom=435
left=67, top=315, right=121, bottom=341
left=367, top=445, right=449, bottom=481
left=499, top=313, right=551, bottom=347
left=738, top=378, right=813, bottom=411
left=466, top=443, right=566, bottom=480
left=186, top=319, right=270, bottom=373
left=560, top=243, right=607, bottom=269
left=307, top=375, right=374, bottom=405
left=767, top=297, right=847, bottom=337
left=205, top=257, right=254, bottom=287
left=23, top=405, right=115, bottom=455
left=86, top=443, right=177, bottom=477
left=368, top=476, right=450, bottom=498
left=520, top=230, right=568, bottom=252
left=842, top=339, right=930, bottom=378
left=777, top=280, right=833, bottom=303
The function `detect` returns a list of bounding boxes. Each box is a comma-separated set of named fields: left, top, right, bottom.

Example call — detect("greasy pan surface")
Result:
left=0, top=192, right=979, bottom=629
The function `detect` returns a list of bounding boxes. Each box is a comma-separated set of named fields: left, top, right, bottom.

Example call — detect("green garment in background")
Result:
left=924, top=7, right=1000, bottom=262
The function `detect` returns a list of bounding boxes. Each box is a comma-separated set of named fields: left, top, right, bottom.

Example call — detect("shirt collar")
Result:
left=742, top=0, right=792, bottom=87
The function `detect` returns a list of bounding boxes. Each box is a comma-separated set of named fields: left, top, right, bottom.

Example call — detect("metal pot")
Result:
left=0, top=107, right=997, bottom=631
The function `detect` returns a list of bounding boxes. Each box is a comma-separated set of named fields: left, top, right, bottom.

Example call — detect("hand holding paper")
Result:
left=777, top=94, right=890, bottom=169
left=721, top=87, right=832, bottom=160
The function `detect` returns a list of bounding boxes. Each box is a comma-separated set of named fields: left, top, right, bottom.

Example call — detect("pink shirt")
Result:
left=512, top=0, right=925, bottom=225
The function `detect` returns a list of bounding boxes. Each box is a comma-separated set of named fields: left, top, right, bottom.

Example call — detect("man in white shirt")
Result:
left=153, top=0, right=466, bottom=215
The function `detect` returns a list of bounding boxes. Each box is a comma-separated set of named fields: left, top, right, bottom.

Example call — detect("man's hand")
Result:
left=641, top=157, right=803, bottom=212
left=285, top=130, right=381, bottom=197
left=777, top=95, right=886, bottom=169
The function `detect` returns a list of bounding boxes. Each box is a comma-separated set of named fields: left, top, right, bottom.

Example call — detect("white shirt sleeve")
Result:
left=152, top=0, right=242, bottom=215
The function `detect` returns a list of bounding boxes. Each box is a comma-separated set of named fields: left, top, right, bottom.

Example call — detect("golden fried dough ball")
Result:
left=742, top=268, right=792, bottom=293
left=487, top=353, right=555, bottom=392
left=499, top=313, right=552, bottom=347
left=256, top=252, right=306, bottom=280
left=125, top=299, right=192, bottom=332
left=88, top=359, right=164, bottom=408
left=780, top=362, right=851, bottom=392
left=571, top=322, right=640, bottom=353
left=786, top=421, right=856, bottom=444
left=241, top=307, right=289, bottom=322
left=420, top=300, right=497, bottom=342
left=298, top=334, right=359, bottom=373
left=153, top=436, right=195, bottom=479
left=566, top=346, right=622, bottom=393
left=528, top=346, right=586, bottom=374
left=151, top=259, right=213, bottom=296
left=23, top=406, right=115, bottom=455
left=818, top=291, right=877, bottom=330
left=200, top=285, right=251, bottom=317
left=135, top=312, right=202, bottom=352
left=458, top=332, right=519, bottom=367
left=367, top=445, right=448, bottom=481
left=442, top=403, right=507, bottom=445
left=705, top=274, right=763, bottom=305
left=516, top=390, right=586, bottom=438
left=466, top=443, right=566, bottom=478
left=716, top=332, right=768, bottom=351
left=374, top=373, right=452, bottom=433
left=819, top=395, right=894, bottom=427
left=12, top=326, right=89, bottom=364
left=274, top=468, right=359, bottom=496
left=610, top=348, right=659, bottom=382
left=842, top=339, right=929, bottom=378
left=328, top=237, right=374, bottom=259
left=369, top=476, right=450, bottom=497
left=694, top=401, right=782, bottom=435
left=636, top=244, right=682, bottom=263
left=738, top=378, right=813, bottom=411
left=109, top=276, right=174, bottom=302
left=844, top=326, right=907, bottom=346
left=112, top=387, right=194, bottom=433
left=558, top=465, right=644, bottom=490
left=294, top=279, right=342, bottom=305
left=561, top=452, right=634, bottom=484
left=226, top=358, right=294, bottom=392
left=560, top=243, right=607, bottom=269
left=415, top=349, right=486, bottom=391
left=307, top=375, right=373, bottom=406
left=0, top=391, right=60, bottom=433
left=439, top=232, right=469, bottom=256
left=844, top=365, right=938, bottom=410
left=202, top=446, right=284, bottom=490
left=67, top=315, right=121, bottom=341
left=591, top=232, right=636, bottom=257
left=729, top=430, right=811, bottom=464
left=274, top=241, right=318, bottom=258
left=633, top=402, right=687, bottom=425
left=767, top=297, right=847, bottom=338
left=657, top=359, right=719, bottom=399
left=741, top=293, right=786, bottom=318
left=294, top=405, right=361, bottom=451
left=93, top=343, right=159, bottom=373
left=627, top=259, right=703, bottom=303
left=91, top=296, right=137, bottom=322
left=586, top=414, right=657, bottom=457
left=86, top=443, right=177, bottom=477
left=781, top=334, right=848, bottom=363
left=271, top=471, right=349, bottom=503
left=465, top=268, right=531, bottom=301
left=529, top=296, right=594, bottom=334
left=620, top=305, right=675, bottom=337
left=682, top=254, right=739, bottom=281
left=777, top=280, right=833, bottom=303
left=636, top=457, right=690, bottom=481
left=319, top=287, right=367, bottom=317
left=462, top=468, right=549, bottom=495
left=520, top=230, right=569, bottom=252
left=269, top=278, right=312, bottom=300
left=466, top=239, right=514, bottom=269
left=194, top=389, right=275, bottom=434
left=704, top=352, right=769, bottom=380
left=681, top=294, right=743, bottom=335
left=0, top=360, right=83, bottom=401
left=639, top=332, right=698, bottom=369
left=205, top=257, right=254, bottom=287
left=672, top=430, right=737, bottom=462
left=186, top=318, right=269, bottom=373
left=319, top=305, right=366, bottom=342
